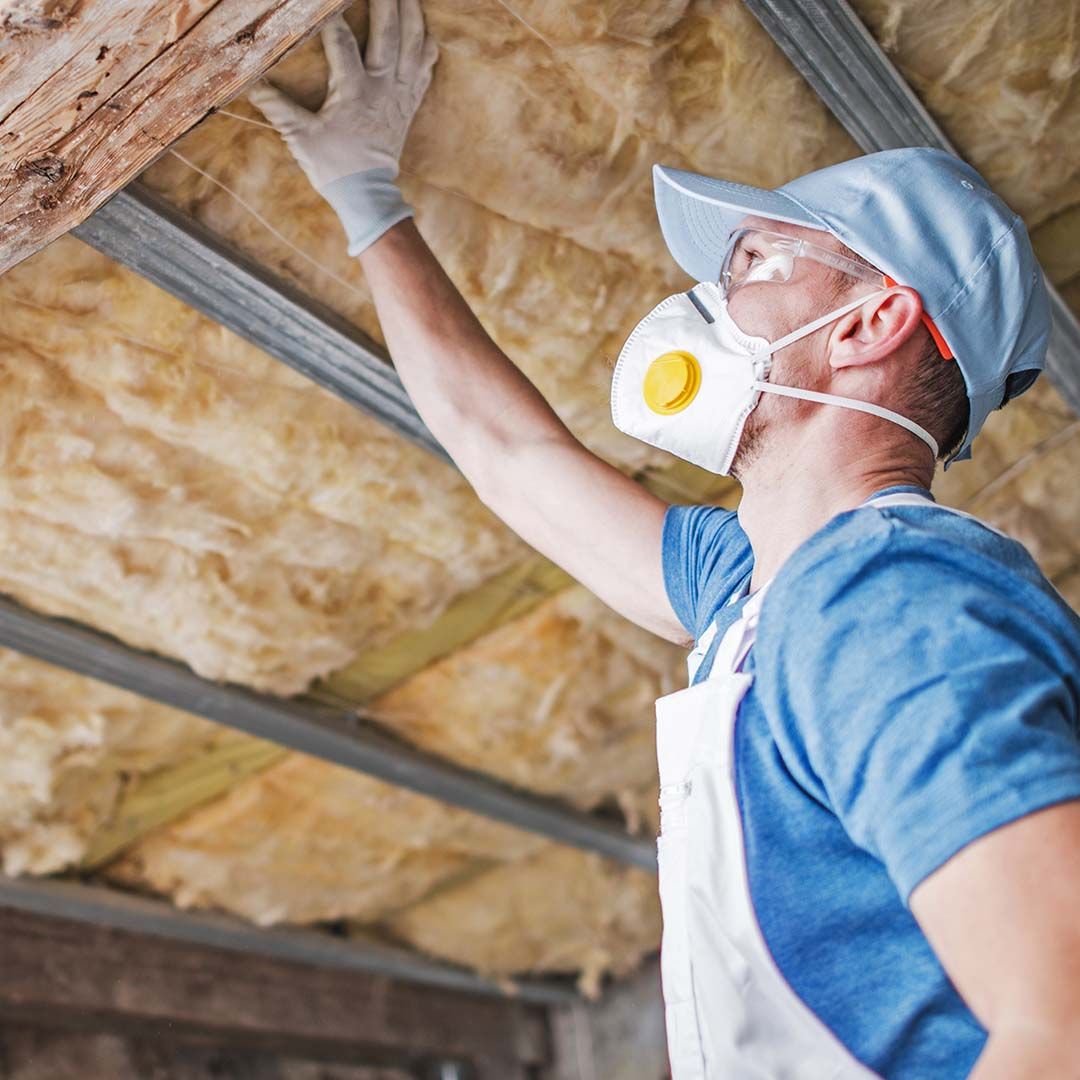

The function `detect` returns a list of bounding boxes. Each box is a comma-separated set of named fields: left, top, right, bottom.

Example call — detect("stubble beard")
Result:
left=728, top=404, right=766, bottom=483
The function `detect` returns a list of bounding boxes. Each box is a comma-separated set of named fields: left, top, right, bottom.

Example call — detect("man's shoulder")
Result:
left=764, top=499, right=1068, bottom=634
left=662, top=502, right=752, bottom=638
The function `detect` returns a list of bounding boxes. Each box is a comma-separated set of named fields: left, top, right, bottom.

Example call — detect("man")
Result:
left=251, top=3, right=1080, bottom=1076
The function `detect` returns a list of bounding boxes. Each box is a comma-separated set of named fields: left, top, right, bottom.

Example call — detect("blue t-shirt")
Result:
left=661, top=484, right=1080, bottom=1078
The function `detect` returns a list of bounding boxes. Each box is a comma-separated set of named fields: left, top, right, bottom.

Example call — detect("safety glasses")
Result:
left=718, top=226, right=955, bottom=359
left=718, top=227, right=885, bottom=301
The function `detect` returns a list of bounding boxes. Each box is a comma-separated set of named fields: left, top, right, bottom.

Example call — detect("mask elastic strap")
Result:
left=749, top=286, right=939, bottom=459
left=760, top=288, right=892, bottom=357
left=751, top=382, right=939, bottom=459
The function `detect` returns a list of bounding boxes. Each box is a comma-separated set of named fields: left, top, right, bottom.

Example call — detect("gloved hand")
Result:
left=249, top=0, right=438, bottom=255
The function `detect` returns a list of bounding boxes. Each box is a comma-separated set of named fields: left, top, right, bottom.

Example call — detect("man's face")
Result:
left=724, top=215, right=854, bottom=477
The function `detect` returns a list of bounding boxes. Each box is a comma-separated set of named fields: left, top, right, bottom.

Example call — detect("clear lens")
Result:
left=719, top=229, right=796, bottom=299
left=718, top=227, right=884, bottom=300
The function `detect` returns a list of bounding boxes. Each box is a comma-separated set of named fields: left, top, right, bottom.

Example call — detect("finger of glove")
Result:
left=247, top=80, right=311, bottom=133
left=364, top=0, right=400, bottom=75
left=410, top=38, right=437, bottom=100
left=420, top=35, right=438, bottom=75
left=397, top=0, right=426, bottom=70
left=322, top=15, right=364, bottom=101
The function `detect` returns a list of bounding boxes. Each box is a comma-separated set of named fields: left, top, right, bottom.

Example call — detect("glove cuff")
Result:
left=319, top=168, right=415, bottom=257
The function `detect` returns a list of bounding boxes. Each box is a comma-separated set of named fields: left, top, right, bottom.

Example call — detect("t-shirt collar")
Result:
left=861, top=482, right=936, bottom=505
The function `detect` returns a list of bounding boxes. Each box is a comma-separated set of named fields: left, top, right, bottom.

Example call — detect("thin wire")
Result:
left=493, top=0, right=557, bottom=51
left=6, top=295, right=294, bottom=391
left=213, top=107, right=277, bottom=130
left=166, top=148, right=372, bottom=306
left=8, top=294, right=180, bottom=358
left=210, top=106, right=481, bottom=211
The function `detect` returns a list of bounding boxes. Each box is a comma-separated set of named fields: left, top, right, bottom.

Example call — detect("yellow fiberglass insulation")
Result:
left=5, top=0, right=1080, bottom=992
left=137, top=0, right=857, bottom=469
left=107, top=588, right=677, bottom=927
left=850, top=0, right=1080, bottom=227
left=0, top=648, right=219, bottom=877
left=364, top=585, right=686, bottom=808
left=379, top=844, right=662, bottom=1000
left=105, top=752, right=547, bottom=926
left=0, top=236, right=527, bottom=699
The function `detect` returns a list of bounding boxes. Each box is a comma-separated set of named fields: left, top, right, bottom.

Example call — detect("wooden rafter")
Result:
left=0, top=891, right=558, bottom=1077
left=0, top=0, right=349, bottom=273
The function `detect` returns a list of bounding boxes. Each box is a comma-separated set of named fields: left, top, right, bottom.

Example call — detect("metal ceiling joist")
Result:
left=743, top=0, right=1080, bottom=415
left=0, top=874, right=577, bottom=1006
left=72, top=183, right=452, bottom=466
left=0, top=594, right=657, bottom=872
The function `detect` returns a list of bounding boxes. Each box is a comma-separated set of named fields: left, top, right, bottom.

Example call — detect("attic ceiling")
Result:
left=1, top=0, right=1078, bottom=999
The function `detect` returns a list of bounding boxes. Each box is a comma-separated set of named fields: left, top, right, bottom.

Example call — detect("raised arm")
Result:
left=250, top=1, right=691, bottom=647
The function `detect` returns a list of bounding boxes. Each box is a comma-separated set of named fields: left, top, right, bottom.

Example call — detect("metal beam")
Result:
left=72, top=184, right=452, bottom=466
left=0, top=874, right=577, bottom=1006
left=742, top=0, right=1080, bottom=414
left=0, top=594, right=657, bottom=872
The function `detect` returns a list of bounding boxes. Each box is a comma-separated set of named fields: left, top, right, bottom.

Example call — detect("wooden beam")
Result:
left=0, top=892, right=552, bottom=1077
left=0, top=1026, right=421, bottom=1080
left=81, top=732, right=288, bottom=869
left=0, top=0, right=349, bottom=274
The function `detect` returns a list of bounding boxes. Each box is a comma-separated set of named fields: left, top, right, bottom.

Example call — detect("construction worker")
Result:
left=251, top=3, right=1080, bottom=1076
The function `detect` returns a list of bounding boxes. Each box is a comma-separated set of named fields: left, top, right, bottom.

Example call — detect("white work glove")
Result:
left=248, top=1, right=437, bottom=255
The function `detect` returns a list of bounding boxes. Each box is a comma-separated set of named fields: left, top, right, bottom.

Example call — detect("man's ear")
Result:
left=828, top=286, right=923, bottom=370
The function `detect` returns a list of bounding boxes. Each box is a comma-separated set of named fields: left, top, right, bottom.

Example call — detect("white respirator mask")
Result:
left=610, top=280, right=939, bottom=475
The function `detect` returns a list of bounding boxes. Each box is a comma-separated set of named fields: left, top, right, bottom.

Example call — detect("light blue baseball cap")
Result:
left=652, top=148, right=1050, bottom=463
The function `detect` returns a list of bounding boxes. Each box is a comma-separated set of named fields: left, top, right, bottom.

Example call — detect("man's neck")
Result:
left=738, top=437, right=933, bottom=593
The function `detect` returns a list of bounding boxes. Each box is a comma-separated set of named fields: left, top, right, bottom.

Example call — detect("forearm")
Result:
left=251, top=9, right=568, bottom=483
left=357, top=217, right=570, bottom=479
left=968, top=1025, right=1080, bottom=1079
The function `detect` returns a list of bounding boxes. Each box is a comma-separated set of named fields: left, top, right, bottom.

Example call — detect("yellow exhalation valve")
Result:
left=643, top=350, right=702, bottom=415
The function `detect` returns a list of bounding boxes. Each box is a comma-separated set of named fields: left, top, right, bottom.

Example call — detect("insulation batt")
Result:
left=0, top=237, right=528, bottom=698
left=106, top=586, right=678, bottom=985
left=365, top=586, right=686, bottom=808
left=105, top=753, right=549, bottom=927
left=0, top=649, right=218, bottom=876
left=2, top=0, right=1078, bottom=989
left=381, top=845, right=663, bottom=1000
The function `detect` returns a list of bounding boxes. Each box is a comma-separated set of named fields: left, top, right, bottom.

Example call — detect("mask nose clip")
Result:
left=685, top=284, right=716, bottom=324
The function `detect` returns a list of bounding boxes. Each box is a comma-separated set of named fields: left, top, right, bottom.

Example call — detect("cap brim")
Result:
left=653, top=164, right=827, bottom=282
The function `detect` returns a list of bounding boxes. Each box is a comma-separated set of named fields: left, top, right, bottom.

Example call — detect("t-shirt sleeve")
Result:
left=757, top=520, right=1080, bottom=904
left=661, top=503, right=752, bottom=638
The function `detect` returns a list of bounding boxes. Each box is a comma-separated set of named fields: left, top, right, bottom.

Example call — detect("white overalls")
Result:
left=655, top=491, right=985, bottom=1079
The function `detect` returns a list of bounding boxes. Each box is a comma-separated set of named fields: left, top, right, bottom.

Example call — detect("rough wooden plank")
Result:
left=0, top=0, right=350, bottom=273
left=0, top=1025, right=418, bottom=1079
left=0, top=900, right=551, bottom=1077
